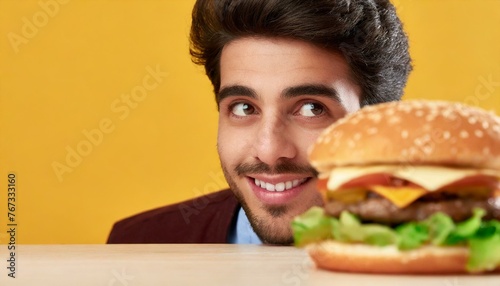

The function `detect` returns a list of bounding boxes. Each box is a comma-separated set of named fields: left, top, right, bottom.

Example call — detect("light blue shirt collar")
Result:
left=228, top=207, right=262, bottom=244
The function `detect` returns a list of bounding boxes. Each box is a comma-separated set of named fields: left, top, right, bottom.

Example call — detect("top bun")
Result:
left=309, top=100, right=500, bottom=172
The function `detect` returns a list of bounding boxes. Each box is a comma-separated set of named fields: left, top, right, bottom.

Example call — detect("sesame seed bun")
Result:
left=307, top=241, right=500, bottom=274
left=309, top=100, right=500, bottom=173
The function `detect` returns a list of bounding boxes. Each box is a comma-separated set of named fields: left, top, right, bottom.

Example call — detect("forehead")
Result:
left=219, top=37, right=357, bottom=88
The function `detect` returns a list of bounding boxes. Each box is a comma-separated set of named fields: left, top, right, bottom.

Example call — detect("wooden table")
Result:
left=0, top=244, right=498, bottom=285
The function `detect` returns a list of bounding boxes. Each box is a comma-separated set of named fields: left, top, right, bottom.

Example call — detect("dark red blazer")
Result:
left=107, top=189, right=239, bottom=243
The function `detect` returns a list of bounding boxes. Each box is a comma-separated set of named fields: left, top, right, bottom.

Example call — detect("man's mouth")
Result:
left=252, top=177, right=310, bottom=192
left=245, top=175, right=315, bottom=205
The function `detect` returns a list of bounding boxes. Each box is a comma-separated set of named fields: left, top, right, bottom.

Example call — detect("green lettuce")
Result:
left=291, top=206, right=334, bottom=246
left=466, top=219, right=500, bottom=272
left=292, top=207, right=396, bottom=247
left=291, top=207, right=500, bottom=272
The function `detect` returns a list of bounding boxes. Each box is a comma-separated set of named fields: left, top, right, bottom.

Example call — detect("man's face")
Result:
left=217, top=37, right=361, bottom=244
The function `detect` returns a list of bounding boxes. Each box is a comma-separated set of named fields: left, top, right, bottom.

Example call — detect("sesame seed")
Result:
left=460, top=130, right=469, bottom=138
left=401, top=130, right=409, bottom=139
left=493, top=125, right=500, bottom=134
left=367, top=113, right=382, bottom=122
left=482, top=121, right=489, bottom=129
left=367, top=127, right=378, bottom=135
left=349, top=117, right=362, bottom=125
left=475, top=130, right=484, bottom=138
left=468, top=117, right=477, bottom=125
left=428, top=114, right=439, bottom=121
left=389, top=116, right=401, bottom=124
left=443, top=131, right=451, bottom=140
left=401, top=149, right=408, bottom=157
left=422, top=146, right=433, bottom=155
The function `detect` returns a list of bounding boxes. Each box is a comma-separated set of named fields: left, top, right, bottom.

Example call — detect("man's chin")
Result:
left=249, top=214, right=295, bottom=245
left=263, top=204, right=289, bottom=218
left=242, top=203, right=297, bottom=245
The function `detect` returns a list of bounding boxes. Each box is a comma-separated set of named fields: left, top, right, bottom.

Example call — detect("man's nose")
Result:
left=253, top=115, right=297, bottom=166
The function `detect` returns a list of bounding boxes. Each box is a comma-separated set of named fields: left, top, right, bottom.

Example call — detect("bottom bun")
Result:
left=307, top=241, right=500, bottom=274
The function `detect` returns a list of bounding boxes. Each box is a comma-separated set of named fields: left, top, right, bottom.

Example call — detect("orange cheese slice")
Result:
left=370, top=185, right=427, bottom=208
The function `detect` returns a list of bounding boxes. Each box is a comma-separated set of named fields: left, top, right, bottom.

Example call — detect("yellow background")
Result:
left=0, top=0, right=499, bottom=244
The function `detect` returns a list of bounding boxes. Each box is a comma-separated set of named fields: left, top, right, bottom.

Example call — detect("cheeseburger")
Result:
left=292, top=100, right=500, bottom=274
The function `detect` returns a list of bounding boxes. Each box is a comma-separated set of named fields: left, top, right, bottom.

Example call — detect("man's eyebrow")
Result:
left=282, top=84, right=341, bottom=103
left=216, top=85, right=257, bottom=104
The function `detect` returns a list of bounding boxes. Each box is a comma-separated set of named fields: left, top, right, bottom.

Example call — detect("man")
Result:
left=107, top=0, right=412, bottom=244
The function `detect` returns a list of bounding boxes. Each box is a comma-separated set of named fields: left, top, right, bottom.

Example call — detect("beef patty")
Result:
left=324, top=193, right=500, bottom=225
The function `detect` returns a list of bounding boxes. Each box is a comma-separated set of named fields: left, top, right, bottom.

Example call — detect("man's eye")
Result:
left=231, top=102, right=256, bottom=116
left=298, top=102, right=325, bottom=117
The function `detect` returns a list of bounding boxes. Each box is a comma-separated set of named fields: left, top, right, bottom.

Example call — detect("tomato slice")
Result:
left=317, top=173, right=396, bottom=191
left=318, top=173, right=420, bottom=190
left=339, top=173, right=422, bottom=189
left=437, top=174, right=499, bottom=191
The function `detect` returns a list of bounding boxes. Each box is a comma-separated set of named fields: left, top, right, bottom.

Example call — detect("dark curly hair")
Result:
left=190, top=0, right=412, bottom=106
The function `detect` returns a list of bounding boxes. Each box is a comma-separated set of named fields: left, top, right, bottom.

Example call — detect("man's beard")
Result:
left=222, top=161, right=319, bottom=245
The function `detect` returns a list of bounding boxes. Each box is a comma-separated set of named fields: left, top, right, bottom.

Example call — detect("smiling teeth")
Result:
left=254, top=178, right=307, bottom=192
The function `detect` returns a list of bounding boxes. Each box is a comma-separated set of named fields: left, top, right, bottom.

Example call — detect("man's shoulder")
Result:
left=107, top=189, right=239, bottom=243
